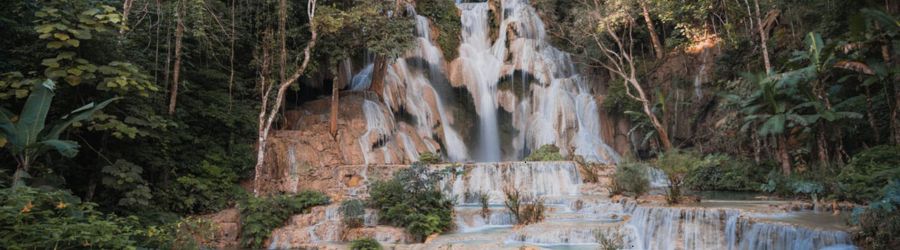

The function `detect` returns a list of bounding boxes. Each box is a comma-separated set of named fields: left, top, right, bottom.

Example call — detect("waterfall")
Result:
left=358, top=100, right=399, bottom=165
left=351, top=11, right=469, bottom=163
left=453, top=0, right=620, bottom=163
left=647, top=167, right=670, bottom=188
left=457, top=3, right=503, bottom=161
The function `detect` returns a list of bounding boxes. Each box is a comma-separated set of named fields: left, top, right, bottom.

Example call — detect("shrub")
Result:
left=415, top=0, right=461, bottom=59
left=837, top=145, right=900, bottom=203
left=350, top=237, right=383, bottom=250
left=682, top=154, right=766, bottom=192
left=594, top=229, right=626, bottom=250
left=160, top=161, right=246, bottom=214
left=341, top=199, right=366, bottom=229
left=477, top=191, right=490, bottom=219
left=852, top=180, right=900, bottom=249
left=525, top=144, right=566, bottom=161
left=657, top=150, right=703, bottom=204
left=611, top=161, right=651, bottom=197
left=503, top=188, right=545, bottom=225
left=239, top=191, right=330, bottom=248
left=0, top=187, right=139, bottom=249
left=368, top=164, right=454, bottom=242
left=137, top=216, right=218, bottom=249
left=418, top=152, right=442, bottom=165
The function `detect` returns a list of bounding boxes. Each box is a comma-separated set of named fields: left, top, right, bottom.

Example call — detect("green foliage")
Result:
left=683, top=154, right=766, bottom=192
left=525, top=144, right=566, bottom=161
left=1, top=80, right=117, bottom=186
left=350, top=237, right=383, bottom=250
left=341, top=199, right=366, bottom=229
left=239, top=191, right=330, bottom=248
left=159, top=161, right=246, bottom=215
left=368, top=164, right=454, bottom=242
left=503, top=188, right=546, bottom=225
left=657, top=150, right=702, bottom=204
left=136, top=216, right=218, bottom=250
left=611, top=161, right=651, bottom=197
left=418, top=151, right=442, bottom=164
left=101, top=159, right=152, bottom=209
left=851, top=180, right=900, bottom=249
left=0, top=186, right=139, bottom=249
left=416, top=0, right=462, bottom=59
left=837, top=145, right=900, bottom=203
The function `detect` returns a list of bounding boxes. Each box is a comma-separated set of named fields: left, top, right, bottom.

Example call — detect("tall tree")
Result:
left=638, top=0, right=664, bottom=59
left=168, top=0, right=185, bottom=115
left=254, top=0, right=318, bottom=196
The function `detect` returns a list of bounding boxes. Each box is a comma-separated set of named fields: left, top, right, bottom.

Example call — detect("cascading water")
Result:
left=456, top=3, right=503, bottom=161
left=351, top=10, right=469, bottom=163
left=452, top=0, right=620, bottom=163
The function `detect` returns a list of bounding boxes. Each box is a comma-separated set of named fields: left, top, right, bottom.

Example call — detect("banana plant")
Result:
left=0, top=79, right=119, bottom=187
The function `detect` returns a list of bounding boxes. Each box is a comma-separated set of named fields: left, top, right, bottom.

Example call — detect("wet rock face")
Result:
left=266, top=204, right=411, bottom=249
left=203, top=208, right=241, bottom=249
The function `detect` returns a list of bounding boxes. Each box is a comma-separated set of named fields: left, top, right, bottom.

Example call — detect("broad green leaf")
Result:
left=759, top=114, right=786, bottom=136
left=16, top=80, right=55, bottom=145
left=40, top=139, right=79, bottom=158
left=45, top=97, right=120, bottom=140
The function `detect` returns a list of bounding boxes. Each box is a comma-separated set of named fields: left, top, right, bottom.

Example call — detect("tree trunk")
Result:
left=168, top=0, right=185, bottom=115
left=12, top=159, right=28, bottom=187
left=330, top=62, right=350, bottom=138
left=753, top=0, right=773, bottom=73
left=816, top=123, right=829, bottom=167
left=777, top=134, right=791, bottom=175
left=628, top=79, right=673, bottom=151
left=639, top=0, right=664, bottom=60
left=865, top=85, right=881, bottom=142
left=370, top=55, right=388, bottom=98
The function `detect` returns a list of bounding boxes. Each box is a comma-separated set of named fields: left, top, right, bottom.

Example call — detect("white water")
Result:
left=352, top=11, right=470, bottom=163
left=456, top=3, right=504, bottom=161
left=453, top=0, right=620, bottom=163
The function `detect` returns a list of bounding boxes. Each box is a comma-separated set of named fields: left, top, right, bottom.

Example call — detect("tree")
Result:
left=638, top=0, right=664, bottom=59
left=254, top=0, right=318, bottom=196
left=593, top=21, right=673, bottom=151
left=1, top=80, right=117, bottom=186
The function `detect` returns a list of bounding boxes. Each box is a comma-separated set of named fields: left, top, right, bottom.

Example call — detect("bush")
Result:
left=611, top=162, right=651, bottom=197
left=350, top=237, right=383, bottom=250
left=852, top=180, right=900, bottom=249
left=682, top=154, right=766, bottom=192
left=160, top=161, right=246, bottom=214
left=239, top=191, right=330, bottom=248
left=368, top=164, right=454, bottom=242
left=0, top=187, right=139, bottom=249
left=657, top=150, right=703, bottom=204
left=837, top=145, right=900, bottom=203
left=503, top=188, right=545, bottom=225
left=525, top=144, right=566, bottom=161
left=594, top=229, right=626, bottom=250
left=416, top=0, right=461, bottom=59
left=341, top=199, right=366, bottom=229
left=418, top=152, right=442, bottom=165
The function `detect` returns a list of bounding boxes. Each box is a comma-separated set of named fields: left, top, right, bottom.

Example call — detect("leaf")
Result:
left=40, top=139, right=79, bottom=158
left=16, top=80, right=55, bottom=146
left=47, top=41, right=64, bottom=49
left=66, top=39, right=80, bottom=47
left=53, top=32, right=70, bottom=41
left=834, top=60, right=875, bottom=75
left=45, top=97, right=121, bottom=140
left=759, top=114, right=786, bottom=136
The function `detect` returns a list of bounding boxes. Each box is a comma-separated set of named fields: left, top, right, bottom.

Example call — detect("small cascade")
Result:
left=647, top=167, right=670, bottom=188
left=441, top=162, right=582, bottom=205
left=625, top=205, right=855, bottom=250
left=358, top=100, right=398, bottom=165
left=735, top=220, right=853, bottom=250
